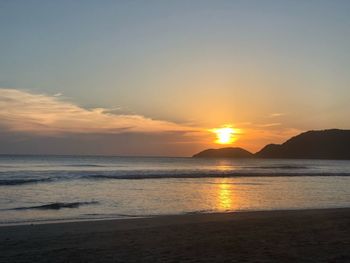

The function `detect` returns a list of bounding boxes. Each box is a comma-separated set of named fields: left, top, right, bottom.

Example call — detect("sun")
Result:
left=210, top=126, right=238, bottom=144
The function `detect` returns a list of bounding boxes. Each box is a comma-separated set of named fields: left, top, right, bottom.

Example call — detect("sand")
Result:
left=1, top=208, right=350, bottom=262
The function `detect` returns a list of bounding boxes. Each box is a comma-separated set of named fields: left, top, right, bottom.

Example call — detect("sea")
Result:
left=1, top=155, right=350, bottom=225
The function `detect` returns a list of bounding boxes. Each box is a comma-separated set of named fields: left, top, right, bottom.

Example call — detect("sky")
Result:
left=0, top=0, right=349, bottom=156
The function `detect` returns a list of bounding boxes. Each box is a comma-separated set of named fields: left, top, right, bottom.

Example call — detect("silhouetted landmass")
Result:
left=193, top=129, right=350, bottom=160
left=255, top=129, right=350, bottom=159
left=192, top=147, right=254, bottom=158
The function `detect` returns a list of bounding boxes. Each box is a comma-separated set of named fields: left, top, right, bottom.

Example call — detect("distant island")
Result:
left=193, top=129, right=350, bottom=160
left=193, top=147, right=254, bottom=158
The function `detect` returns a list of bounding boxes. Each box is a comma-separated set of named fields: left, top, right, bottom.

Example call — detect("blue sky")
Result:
left=0, top=0, right=349, bottom=155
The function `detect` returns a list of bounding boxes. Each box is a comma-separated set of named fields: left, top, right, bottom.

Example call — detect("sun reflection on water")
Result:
left=217, top=180, right=234, bottom=211
left=215, top=160, right=236, bottom=172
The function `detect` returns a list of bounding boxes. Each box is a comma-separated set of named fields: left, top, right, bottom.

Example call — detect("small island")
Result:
left=193, top=147, right=254, bottom=158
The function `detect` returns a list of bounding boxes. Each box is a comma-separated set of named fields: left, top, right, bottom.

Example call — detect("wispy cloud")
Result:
left=269, top=113, right=285, bottom=118
left=257, top=123, right=281, bottom=127
left=0, top=88, right=192, bottom=135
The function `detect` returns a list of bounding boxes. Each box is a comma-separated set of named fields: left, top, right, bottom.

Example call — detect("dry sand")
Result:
left=1, top=208, right=350, bottom=262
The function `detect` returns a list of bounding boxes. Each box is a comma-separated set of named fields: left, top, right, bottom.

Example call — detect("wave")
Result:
left=2, top=171, right=350, bottom=187
left=85, top=172, right=350, bottom=180
left=8, top=201, right=99, bottom=211
left=0, top=178, right=52, bottom=186
left=203, top=182, right=265, bottom=185
left=246, top=165, right=309, bottom=169
left=62, top=164, right=107, bottom=167
left=184, top=210, right=212, bottom=215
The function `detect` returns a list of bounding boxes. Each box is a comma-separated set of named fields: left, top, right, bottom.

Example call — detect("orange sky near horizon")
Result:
left=0, top=88, right=307, bottom=155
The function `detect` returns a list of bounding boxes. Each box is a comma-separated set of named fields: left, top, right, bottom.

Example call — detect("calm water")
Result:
left=1, top=155, right=350, bottom=225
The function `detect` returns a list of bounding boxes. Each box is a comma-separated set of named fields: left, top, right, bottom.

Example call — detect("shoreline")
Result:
left=1, top=208, right=350, bottom=262
left=1, top=206, right=350, bottom=227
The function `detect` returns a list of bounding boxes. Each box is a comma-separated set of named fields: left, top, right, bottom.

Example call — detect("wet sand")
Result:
left=1, top=208, right=350, bottom=262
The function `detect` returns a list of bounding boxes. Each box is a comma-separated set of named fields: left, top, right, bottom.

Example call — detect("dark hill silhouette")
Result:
left=255, top=129, right=350, bottom=159
left=192, top=147, right=254, bottom=158
left=193, top=129, right=350, bottom=160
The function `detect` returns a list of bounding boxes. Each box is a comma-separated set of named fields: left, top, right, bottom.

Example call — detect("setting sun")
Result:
left=211, top=126, right=238, bottom=144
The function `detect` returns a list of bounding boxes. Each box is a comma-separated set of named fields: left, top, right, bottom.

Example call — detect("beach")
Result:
left=1, top=208, right=350, bottom=262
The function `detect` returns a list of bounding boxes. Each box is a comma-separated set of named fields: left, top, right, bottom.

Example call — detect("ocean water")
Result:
left=1, top=155, right=350, bottom=225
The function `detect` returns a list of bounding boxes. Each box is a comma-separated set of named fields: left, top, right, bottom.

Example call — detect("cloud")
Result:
left=0, top=88, right=193, bottom=135
left=269, top=113, right=285, bottom=118
left=257, top=123, right=281, bottom=127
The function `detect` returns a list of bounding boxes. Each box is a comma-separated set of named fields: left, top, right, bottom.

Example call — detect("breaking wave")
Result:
left=8, top=201, right=99, bottom=211
left=246, top=165, right=310, bottom=169
left=2, top=171, right=350, bottom=186
left=84, top=172, right=350, bottom=180
left=0, top=178, right=52, bottom=186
